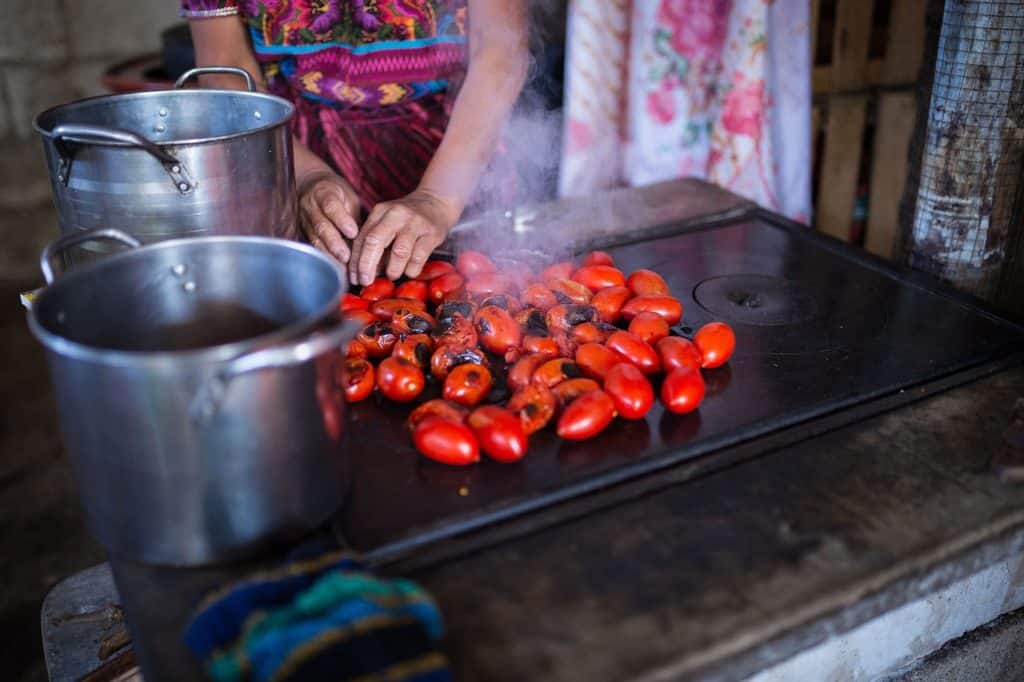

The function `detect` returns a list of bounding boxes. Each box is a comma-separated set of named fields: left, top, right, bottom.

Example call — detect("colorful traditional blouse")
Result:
left=180, top=0, right=468, bottom=109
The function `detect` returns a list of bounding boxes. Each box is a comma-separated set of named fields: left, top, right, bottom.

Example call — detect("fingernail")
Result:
left=360, top=273, right=373, bottom=286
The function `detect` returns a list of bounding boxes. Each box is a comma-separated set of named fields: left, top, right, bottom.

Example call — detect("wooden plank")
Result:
left=813, top=59, right=885, bottom=94
left=831, top=0, right=876, bottom=90
left=865, top=92, right=918, bottom=258
left=881, top=0, right=927, bottom=86
left=817, top=95, right=869, bottom=241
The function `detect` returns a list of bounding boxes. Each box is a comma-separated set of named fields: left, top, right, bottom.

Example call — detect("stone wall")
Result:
left=0, top=0, right=179, bottom=278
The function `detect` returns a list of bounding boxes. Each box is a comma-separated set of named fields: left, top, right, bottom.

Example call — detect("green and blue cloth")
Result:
left=185, top=550, right=450, bottom=682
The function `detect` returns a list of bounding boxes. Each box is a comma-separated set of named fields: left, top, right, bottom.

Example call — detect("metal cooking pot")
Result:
left=28, top=229, right=354, bottom=566
left=33, top=67, right=295, bottom=263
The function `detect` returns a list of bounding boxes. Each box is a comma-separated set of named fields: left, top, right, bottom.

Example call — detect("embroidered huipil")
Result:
left=181, top=0, right=469, bottom=209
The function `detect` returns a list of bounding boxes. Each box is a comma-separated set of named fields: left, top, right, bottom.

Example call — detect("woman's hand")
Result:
left=298, top=171, right=361, bottom=262
left=350, top=189, right=461, bottom=285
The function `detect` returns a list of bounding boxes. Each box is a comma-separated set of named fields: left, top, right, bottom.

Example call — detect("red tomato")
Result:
left=570, top=321, right=616, bottom=345
left=628, top=311, right=670, bottom=345
left=604, top=363, right=654, bottom=420
left=370, top=298, right=427, bottom=321
left=478, top=293, right=522, bottom=314
left=360, top=277, right=396, bottom=302
left=571, top=265, right=626, bottom=292
left=507, top=384, right=557, bottom=435
left=547, top=278, right=592, bottom=304
left=557, top=390, right=616, bottom=440
left=343, top=309, right=377, bottom=328
left=605, top=331, right=660, bottom=375
left=552, top=329, right=580, bottom=358
left=413, top=417, right=480, bottom=466
left=343, top=339, right=368, bottom=360
left=391, top=334, right=435, bottom=369
left=340, top=293, right=369, bottom=314
left=391, top=310, right=436, bottom=336
left=656, top=336, right=703, bottom=373
left=337, top=358, right=375, bottom=402
left=509, top=353, right=549, bottom=391
left=620, top=295, right=683, bottom=325
left=376, top=357, right=425, bottom=403
left=443, top=363, right=493, bottom=407
left=394, top=280, right=428, bottom=302
left=430, top=345, right=486, bottom=381
left=407, top=399, right=468, bottom=432
left=521, top=283, right=559, bottom=311
left=436, top=300, right=477, bottom=323
left=467, top=406, right=528, bottom=463
left=522, top=335, right=559, bottom=358
left=591, top=286, right=632, bottom=324
left=357, top=322, right=397, bottom=359
left=455, top=250, right=497, bottom=276
left=661, top=367, right=706, bottom=414
left=466, top=272, right=515, bottom=297
left=694, top=322, right=736, bottom=369
left=532, top=358, right=583, bottom=388
left=541, top=261, right=575, bottom=283
left=626, top=269, right=670, bottom=296
left=545, top=304, right=597, bottom=333
left=414, top=260, right=456, bottom=281
left=575, top=342, right=620, bottom=380
left=434, top=315, right=478, bottom=349
left=475, top=305, right=521, bottom=355
left=581, top=250, right=614, bottom=267
left=428, top=272, right=465, bottom=304
left=551, top=378, right=602, bottom=408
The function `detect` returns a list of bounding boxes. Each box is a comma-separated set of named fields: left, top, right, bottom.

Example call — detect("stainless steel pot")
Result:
left=28, top=229, right=355, bottom=566
left=33, top=67, right=296, bottom=263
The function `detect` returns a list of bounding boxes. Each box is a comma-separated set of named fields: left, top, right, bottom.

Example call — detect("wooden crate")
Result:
left=812, top=0, right=927, bottom=260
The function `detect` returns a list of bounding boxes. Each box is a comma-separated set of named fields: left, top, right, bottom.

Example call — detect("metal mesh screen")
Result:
left=903, top=0, right=1024, bottom=302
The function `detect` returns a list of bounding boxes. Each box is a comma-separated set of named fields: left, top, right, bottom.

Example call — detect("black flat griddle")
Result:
left=336, top=211, right=1024, bottom=558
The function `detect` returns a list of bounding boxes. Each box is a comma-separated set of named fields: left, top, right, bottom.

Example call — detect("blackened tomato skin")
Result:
left=507, top=384, right=557, bottom=435
left=656, top=336, right=703, bottom=373
left=376, top=357, right=425, bottom=403
left=603, top=363, right=654, bottom=420
left=475, top=305, right=521, bottom=355
left=661, top=367, right=706, bottom=414
left=557, top=390, right=616, bottom=440
left=694, top=322, right=736, bottom=368
left=551, top=378, right=602, bottom=408
left=337, top=358, right=375, bottom=403
left=413, top=417, right=480, bottom=465
left=605, top=331, right=660, bottom=375
left=360, top=277, right=396, bottom=302
left=509, top=353, right=549, bottom=392
left=407, top=399, right=468, bottom=432
left=467, top=406, right=528, bottom=463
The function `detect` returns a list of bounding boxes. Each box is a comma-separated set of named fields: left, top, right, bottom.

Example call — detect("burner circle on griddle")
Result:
left=693, top=274, right=818, bottom=326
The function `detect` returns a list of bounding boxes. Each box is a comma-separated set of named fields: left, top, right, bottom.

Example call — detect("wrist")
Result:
left=414, top=185, right=465, bottom=232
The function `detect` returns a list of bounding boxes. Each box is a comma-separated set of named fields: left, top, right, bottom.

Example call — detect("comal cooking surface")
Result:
left=337, top=216, right=1024, bottom=555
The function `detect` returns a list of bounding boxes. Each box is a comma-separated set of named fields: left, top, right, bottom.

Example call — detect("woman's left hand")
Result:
left=350, top=189, right=461, bottom=285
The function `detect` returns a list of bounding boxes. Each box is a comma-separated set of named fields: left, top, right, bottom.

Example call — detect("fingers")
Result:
left=355, top=207, right=404, bottom=286
left=300, top=190, right=350, bottom=262
left=315, top=183, right=359, bottom=240
left=386, top=226, right=420, bottom=280
left=350, top=204, right=387, bottom=285
left=404, top=237, right=436, bottom=279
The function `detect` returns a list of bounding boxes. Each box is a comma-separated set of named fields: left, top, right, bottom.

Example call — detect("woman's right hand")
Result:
left=298, top=171, right=361, bottom=263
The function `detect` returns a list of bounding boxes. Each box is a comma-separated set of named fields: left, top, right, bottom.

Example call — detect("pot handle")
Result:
left=40, top=228, right=143, bottom=284
left=50, top=124, right=196, bottom=194
left=190, top=317, right=359, bottom=422
left=174, top=66, right=256, bottom=92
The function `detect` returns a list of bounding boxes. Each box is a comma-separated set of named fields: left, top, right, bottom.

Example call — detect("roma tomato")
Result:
left=443, top=363, right=493, bottom=407
left=468, top=406, right=528, bottom=463
left=413, top=417, right=480, bottom=465
left=656, top=336, right=703, bottom=373
left=391, top=334, right=434, bottom=369
left=514, top=308, right=548, bottom=333
left=340, top=293, right=369, bottom=314
left=370, top=297, right=427, bottom=321
left=541, top=261, right=575, bottom=283
left=456, top=250, right=497, bottom=276
left=521, top=283, right=559, bottom=311
left=620, top=295, right=683, bottom=325
left=626, top=269, right=670, bottom=296
left=436, top=299, right=476, bottom=324
left=377, top=357, right=425, bottom=403
left=547, top=278, right=592, bottom=305
left=414, top=260, right=455, bottom=281
left=606, top=331, right=660, bottom=375
left=557, top=390, right=616, bottom=440
left=509, top=353, right=549, bottom=391
left=336, top=358, right=375, bottom=402
left=552, top=329, right=579, bottom=358
left=694, top=321, right=736, bottom=368
left=532, top=358, right=583, bottom=388
left=343, top=309, right=377, bottom=328
left=545, top=304, right=597, bottom=333
left=507, top=383, right=557, bottom=435
left=360, top=276, right=395, bottom=302
left=430, top=345, right=486, bottom=381
left=571, top=321, right=616, bottom=345
left=661, top=367, right=706, bottom=414
left=628, top=311, right=670, bottom=345
left=357, top=322, right=397, bottom=358
left=478, top=294, right=521, bottom=314
left=551, top=378, right=601, bottom=408
left=475, top=305, right=521, bottom=355
left=343, top=339, right=368, bottom=359
left=391, top=310, right=436, bottom=336
left=571, top=265, right=626, bottom=292
left=604, top=363, right=654, bottom=420
left=591, top=286, right=632, bottom=324
left=407, top=399, right=468, bottom=432
left=394, top=280, right=428, bottom=302
left=581, top=250, right=614, bottom=267
left=522, top=335, right=559, bottom=358
left=575, top=342, right=620, bottom=380
left=466, top=272, right=514, bottom=297
left=434, top=315, right=478, bottom=349
left=428, top=272, right=465, bottom=304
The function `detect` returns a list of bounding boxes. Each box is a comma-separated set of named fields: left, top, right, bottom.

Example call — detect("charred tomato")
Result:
left=507, top=384, right=557, bottom=435
left=521, top=283, right=559, bottom=311
left=532, top=358, right=584, bottom=388
left=551, top=378, right=602, bottom=408
left=391, top=334, right=435, bottom=369
left=475, top=305, right=521, bottom=355
left=443, top=363, right=493, bottom=407
left=430, top=345, right=487, bottom=381
left=376, top=357, right=425, bottom=403
left=407, top=399, right=468, bottom=432
left=336, top=357, right=375, bottom=403
left=357, top=322, right=397, bottom=359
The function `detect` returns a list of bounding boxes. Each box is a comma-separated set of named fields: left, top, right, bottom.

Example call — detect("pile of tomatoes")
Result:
left=336, top=250, right=736, bottom=466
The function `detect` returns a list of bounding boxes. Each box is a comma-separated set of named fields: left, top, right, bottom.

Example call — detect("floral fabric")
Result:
left=561, top=0, right=811, bottom=222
